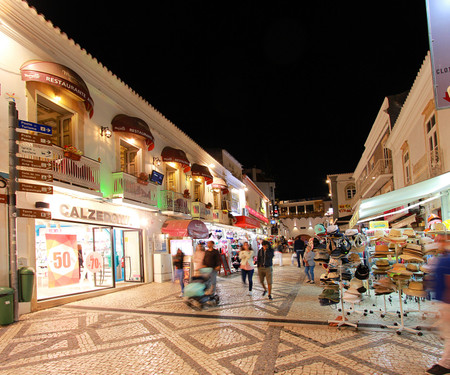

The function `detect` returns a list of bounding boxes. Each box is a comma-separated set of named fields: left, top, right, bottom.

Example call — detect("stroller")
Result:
left=183, top=267, right=220, bottom=310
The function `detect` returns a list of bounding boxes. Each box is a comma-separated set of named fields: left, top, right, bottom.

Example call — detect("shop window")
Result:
left=345, top=184, right=356, bottom=200
left=120, top=140, right=139, bottom=176
left=37, top=95, right=74, bottom=148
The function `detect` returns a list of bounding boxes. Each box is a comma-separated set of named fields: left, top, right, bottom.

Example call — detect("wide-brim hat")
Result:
left=376, top=259, right=390, bottom=267
left=420, top=264, right=434, bottom=273
left=403, top=281, right=427, bottom=298
left=403, top=228, right=416, bottom=237
left=343, top=293, right=361, bottom=303
left=345, top=229, right=359, bottom=236
left=384, top=228, right=408, bottom=242
left=375, top=287, right=395, bottom=295
left=399, top=254, right=424, bottom=262
left=374, top=277, right=397, bottom=290
left=368, top=230, right=386, bottom=242
left=347, top=253, right=361, bottom=264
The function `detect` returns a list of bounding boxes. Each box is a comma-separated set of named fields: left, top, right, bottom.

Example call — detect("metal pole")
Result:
left=8, top=101, right=19, bottom=322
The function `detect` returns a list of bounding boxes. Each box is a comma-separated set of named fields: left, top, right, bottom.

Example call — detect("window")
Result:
left=213, top=191, right=220, bottom=209
left=193, top=180, right=203, bottom=202
left=120, top=140, right=139, bottom=176
left=426, top=114, right=440, bottom=167
left=166, top=167, right=177, bottom=192
left=289, top=206, right=297, bottom=215
left=345, top=184, right=356, bottom=200
left=37, top=95, right=73, bottom=148
left=403, top=150, right=411, bottom=185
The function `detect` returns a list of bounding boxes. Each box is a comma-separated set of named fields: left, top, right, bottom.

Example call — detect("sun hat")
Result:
left=327, top=224, right=340, bottom=236
left=399, top=253, right=424, bottom=262
left=403, top=281, right=427, bottom=298
left=375, top=287, right=395, bottom=295
left=406, top=263, right=420, bottom=273
left=345, top=228, right=359, bottom=236
left=314, top=223, right=326, bottom=235
left=343, top=292, right=361, bottom=303
left=420, top=236, right=434, bottom=245
left=347, top=253, right=361, bottom=264
left=374, top=277, right=397, bottom=290
left=403, top=228, right=416, bottom=238
left=420, top=264, right=434, bottom=273
left=368, top=230, right=386, bottom=242
left=354, top=264, right=370, bottom=280
left=384, top=228, right=408, bottom=242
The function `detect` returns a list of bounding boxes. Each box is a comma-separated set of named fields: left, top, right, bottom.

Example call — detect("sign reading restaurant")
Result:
left=59, top=204, right=132, bottom=226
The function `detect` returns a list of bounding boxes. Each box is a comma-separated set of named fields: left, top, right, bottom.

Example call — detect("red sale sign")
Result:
left=45, top=233, right=79, bottom=288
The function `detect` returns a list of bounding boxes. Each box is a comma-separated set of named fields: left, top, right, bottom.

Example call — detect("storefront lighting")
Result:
left=54, top=95, right=61, bottom=102
left=100, top=126, right=112, bottom=138
left=209, top=163, right=215, bottom=168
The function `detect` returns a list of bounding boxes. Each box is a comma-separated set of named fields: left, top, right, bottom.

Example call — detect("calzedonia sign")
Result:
left=59, top=204, right=133, bottom=226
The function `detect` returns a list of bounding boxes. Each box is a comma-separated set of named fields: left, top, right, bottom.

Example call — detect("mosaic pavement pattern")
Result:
left=0, top=255, right=444, bottom=374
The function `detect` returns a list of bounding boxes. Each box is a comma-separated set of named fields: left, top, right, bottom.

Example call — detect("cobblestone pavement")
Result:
left=0, top=254, right=444, bottom=374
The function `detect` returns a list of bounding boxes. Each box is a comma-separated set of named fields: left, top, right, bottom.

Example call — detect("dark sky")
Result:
left=25, top=1, right=430, bottom=200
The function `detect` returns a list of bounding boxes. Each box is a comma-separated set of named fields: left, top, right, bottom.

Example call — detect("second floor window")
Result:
left=166, top=167, right=177, bottom=192
left=403, top=150, right=411, bottom=185
left=346, top=184, right=356, bottom=200
left=120, top=140, right=139, bottom=176
left=426, top=114, right=439, bottom=165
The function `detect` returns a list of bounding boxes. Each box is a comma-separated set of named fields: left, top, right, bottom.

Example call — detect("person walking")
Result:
left=203, top=240, right=221, bottom=295
left=193, top=243, right=206, bottom=276
left=294, top=236, right=305, bottom=268
left=257, top=240, right=274, bottom=299
left=303, top=245, right=315, bottom=284
left=173, top=248, right=185, bottom=297
left=239, top=242, right=255, bottom=295
left=427, top=235, right=450, bottom=375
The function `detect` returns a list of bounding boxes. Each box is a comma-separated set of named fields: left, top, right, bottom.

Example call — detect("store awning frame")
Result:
left=161, top=219, right=209, bottom=239
left=161, top=147, right=191, bottom=172
left=191, top=164, right=213, bottom=184
left=233, top=215, right=261, bottom=229
left=111, top=114, right=155, bottom=150
left=357, top=171, right=450, bottom=224
left=20, top=60, right=94, bottom=118
left=211, top=177, right=229, bottom=194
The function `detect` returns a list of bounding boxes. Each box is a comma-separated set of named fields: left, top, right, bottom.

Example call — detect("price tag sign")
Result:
left=48, top=244, right=78, bottom=275
left=85, top=252, right=103, bottom=273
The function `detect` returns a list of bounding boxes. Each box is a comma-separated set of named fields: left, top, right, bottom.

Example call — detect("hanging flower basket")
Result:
left=64, top=151, right=81, bottom=161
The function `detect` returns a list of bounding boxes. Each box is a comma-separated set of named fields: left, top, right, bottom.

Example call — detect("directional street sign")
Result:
left=18, top=170, right=53, bottom=182
left=17, top=209, right=51, bottom=219
left=18, top=183, right=53, bottom=194
left=17, top=132, right=52, bottom=146
left=17, top=158, right=52, bottom=170
left=18, top=144, right=53, bottom=159
left=18, top=120, right=52, bottom=135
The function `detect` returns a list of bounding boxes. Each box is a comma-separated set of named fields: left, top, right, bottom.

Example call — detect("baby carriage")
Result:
left=183, top=267, right=220, bottom=310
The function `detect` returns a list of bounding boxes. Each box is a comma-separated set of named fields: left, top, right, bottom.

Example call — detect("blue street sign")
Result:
left=18, top=120, right=52, bottom=135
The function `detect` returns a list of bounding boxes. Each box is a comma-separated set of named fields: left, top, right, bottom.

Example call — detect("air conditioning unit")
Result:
left=242, top=208, right=249, bottom=217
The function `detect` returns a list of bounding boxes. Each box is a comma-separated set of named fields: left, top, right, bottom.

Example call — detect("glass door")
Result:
left=93, top=227, right=114, bottom=287
left=123, top=229, right=143, bottom=282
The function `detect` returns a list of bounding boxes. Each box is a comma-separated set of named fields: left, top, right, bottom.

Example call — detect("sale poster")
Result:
left=45, top=233, right=79, bottom=288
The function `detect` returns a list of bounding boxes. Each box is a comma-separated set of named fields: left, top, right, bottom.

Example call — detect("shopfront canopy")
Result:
left=20, top=60, right=94, bottom=118
left=357, top=171, right=450, bottom=223
left=161, top=147, right=191, bottom=172
left=211, top=177, right=229, bottom=194
left=191, top=163, right=213, bottom=184
left=233, top=215, right=261, bottom=229
left=111, top=114, right=155, bottom=150
left=161, top=219, right=209, bottom=239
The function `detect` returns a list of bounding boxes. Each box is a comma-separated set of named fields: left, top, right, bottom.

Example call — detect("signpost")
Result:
left=18, top=183, right=53, bottom=194
left=18, top=170, right=53, bottom=182
left=17, top=158, right=52, bottom=170
left=17, top=209, right=51, bottom=220
left=18, top=144, right=53, bottom=159
left=18, top=120, right=52, bottom=135
left=17, top=132, right=52, bottom=146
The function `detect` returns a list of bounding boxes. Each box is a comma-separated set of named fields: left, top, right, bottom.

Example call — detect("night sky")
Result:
left=25, top=1, right=430, bottom=200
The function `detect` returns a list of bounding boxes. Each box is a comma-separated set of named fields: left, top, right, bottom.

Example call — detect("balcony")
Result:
left=112, top=172, right=158, bottom=207
left=191, top=201, right=213, bottom=221
left=358, top=158, right=393, bottom=198
left=158, top=190, right=191, bottom=217
left=213, top=209, right=231, bottom=225
left=51, top=146, right=101, bottom=192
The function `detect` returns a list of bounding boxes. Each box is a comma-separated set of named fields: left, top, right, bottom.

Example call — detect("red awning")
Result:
left=233, top=216, right=261, bottom=229
left=191, top=164, right=213, bottom=184
left=111, top=114, right=155, bottom=150
left=20, top=60, right=94, bottom=118
left=161, top=219, right=209, bottom=239
left=161, top=147, right=191, bottom=172
left=211, top=177, right=229, bottom=194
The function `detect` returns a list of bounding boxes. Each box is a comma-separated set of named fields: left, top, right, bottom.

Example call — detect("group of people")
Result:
left=294, top=236, right=315, bottom=284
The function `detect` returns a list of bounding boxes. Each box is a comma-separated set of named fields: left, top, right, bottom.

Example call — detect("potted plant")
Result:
left=183, top=189, right=191, bottom=199
left=137, top=172, right=149, bottom=185
left=63, top=145, right=83, bottom=161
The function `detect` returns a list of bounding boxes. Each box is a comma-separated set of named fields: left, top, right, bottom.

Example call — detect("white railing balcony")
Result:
left=51, top=146, right=101, bottom=191
left=158, top=190, right=191, bottom=216
left=112, top=172, right=158, bottom=207
left=192, top=201, right=213, bottom=221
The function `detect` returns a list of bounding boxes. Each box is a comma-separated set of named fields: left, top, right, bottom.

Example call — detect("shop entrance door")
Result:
left=123, top=230, right=144, bottom=282
left=92, top=227, right=114, bottom=288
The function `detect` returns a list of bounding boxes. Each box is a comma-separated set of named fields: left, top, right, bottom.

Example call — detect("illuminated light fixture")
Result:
left=326, top=179, right=330, bottom=183
left=54, top=95, right=61, bottom=102
left=100, top=126, right=112, bottom=138
left=153, top=157, right=162, bottom=166
left=209, top=163, right=215, bottom=168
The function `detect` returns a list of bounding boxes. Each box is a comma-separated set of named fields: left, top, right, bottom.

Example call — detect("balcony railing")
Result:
left=357, top=158, right=392, bottom=197
left=158, top=190, right=191, bottom=216
left=112, top=172, right=158, bottom=207
left=213, top=209, right=231, bottom=225
left=192, top=201, right=213, bottom=221
left=51, top=146, right=101, bottom=191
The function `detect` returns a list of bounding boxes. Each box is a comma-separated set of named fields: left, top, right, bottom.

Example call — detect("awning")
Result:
left=233, top=215, right=261, bottom=229
left=191, top=164, right=213, bottom=184
left=20, top=60, right=94, bottom=118
left=358, top=171, right=450, bottom=223
left=161, top=147, right=191, bottom=172
left=161, top=219, right=209, bottom=239
left=111, top=114, right=155, bottom=150
left=211, top=177, right=229, bottom=194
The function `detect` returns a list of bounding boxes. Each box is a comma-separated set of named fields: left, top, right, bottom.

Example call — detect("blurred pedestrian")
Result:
left=257, top=240, right=274, bottom=299
left=193, top=243, right=206, bottom=276
left=294, top=236, right=305, bottom=268
left=203, top=240, right=221, bottom=295
left=239, top=242, right=255, bottom=295
left=303, top=245, right=315, bottom=284
left=173, top=248, right=185, bottom=297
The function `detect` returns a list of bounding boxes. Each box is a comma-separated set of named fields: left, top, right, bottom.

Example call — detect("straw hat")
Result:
left=406, top=263, right=421, bottom=273
left=384, top=228, right=408, bottom=242
left=403, top=281, right=427, bottom=298
left=403, top=228, right=416, bottom=238
left=368, top=230, right=386, bottom=242
left=388, top=263, right=413, bottom=277
left=373, top=244, right=394, bottom=258
left=347, top=253, right=361, bottom=264
left=420, top=264, right=434, bottom=274
left=399, top=254, right=424, bottom=262
left=343, top=292, right=361, bottom=303
left=374, top=277, right=397, bottom=290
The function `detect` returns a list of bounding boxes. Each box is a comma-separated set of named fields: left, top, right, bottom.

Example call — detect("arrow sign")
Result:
left=18, top=120, right=52, bottom=135
left=18, top=170, right=53, bottom=182
left=17, top=158, right=52, bottom=170
left=18, top=144, right=53, bottom=159
left=18, top=209, right=51, bottom=219
left=18, top=132, right=52, bottom=146
left=18, top=183, right=53, bottom=194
